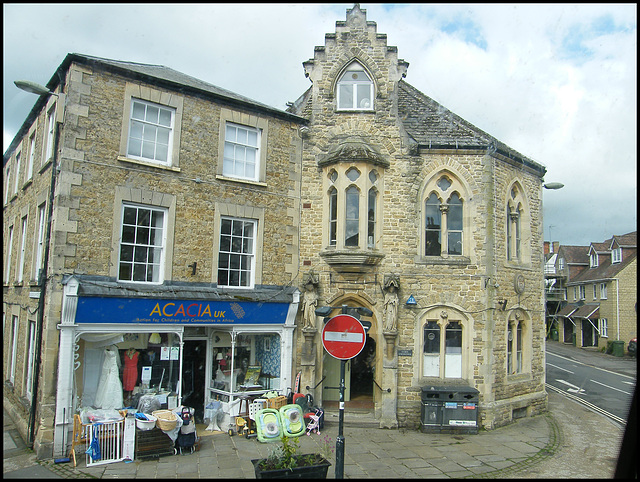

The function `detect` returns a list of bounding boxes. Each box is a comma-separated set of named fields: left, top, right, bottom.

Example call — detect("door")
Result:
left=350, top=335, right=375, bottom=400
left=323, top=354, right=351, bottom=402
left=182, top=340, right=207, bottom=422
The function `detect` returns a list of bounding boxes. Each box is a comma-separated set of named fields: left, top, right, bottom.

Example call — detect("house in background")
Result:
left=548, top=232, right=637, bottom=352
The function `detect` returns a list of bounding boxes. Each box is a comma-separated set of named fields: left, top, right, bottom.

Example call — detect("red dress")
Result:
left=123, top=350, right=139, bottom=391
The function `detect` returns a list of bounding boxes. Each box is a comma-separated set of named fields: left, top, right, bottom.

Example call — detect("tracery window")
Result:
left=506, top=182, right=530, bottom=263
left=325, top=165, right=381, bottom=250
left=422, top=310, right=467, bottom=379
left=422, top=173, right=467, bottom=257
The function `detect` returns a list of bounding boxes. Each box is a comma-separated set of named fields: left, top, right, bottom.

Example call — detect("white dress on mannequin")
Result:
left=94, top=347, right=124, bottom=409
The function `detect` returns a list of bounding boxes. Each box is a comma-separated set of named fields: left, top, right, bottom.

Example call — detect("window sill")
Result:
left=506, top=372, right=531, bottom=383
left=117, top=156, right=181, bottom=172
left=335, top=108, right=375, bottom=113
left=215, top=174, right=267, bottom=188
left=39, top=158, right=53, bottom=174
left=320, top=248, right=384, bottom=272
left=415, top=255, right=471, bottom=266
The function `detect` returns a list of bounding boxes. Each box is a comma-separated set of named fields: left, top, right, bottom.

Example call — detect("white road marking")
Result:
left=556, top=379, right=586, bottom=394
left=590, top=379, right=632, bottom=395
left=547, top=362, right=574, bottom=374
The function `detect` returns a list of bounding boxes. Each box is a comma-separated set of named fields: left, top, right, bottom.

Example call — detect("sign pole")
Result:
left=336, top=358, right=346, bottom=478
left=321, top=311, right=367, bottom=480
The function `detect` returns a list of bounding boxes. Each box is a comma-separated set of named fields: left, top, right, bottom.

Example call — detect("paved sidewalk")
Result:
left=4, top=341, right=632, bottom=479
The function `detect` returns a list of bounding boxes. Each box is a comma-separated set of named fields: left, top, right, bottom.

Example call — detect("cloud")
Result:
left=3, top=3, right=636, bottom=245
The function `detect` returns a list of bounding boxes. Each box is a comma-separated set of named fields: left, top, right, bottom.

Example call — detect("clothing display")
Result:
left=123, top=349, right=139, bottom=391
left=94, top=347, right=124, bottom=409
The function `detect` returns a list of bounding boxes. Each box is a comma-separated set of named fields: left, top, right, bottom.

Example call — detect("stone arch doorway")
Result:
left=321, top=298, right=377, bottom=410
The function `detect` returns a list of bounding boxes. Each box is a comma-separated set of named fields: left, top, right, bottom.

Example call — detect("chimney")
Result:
left=544, top=241, right=550, bottom=254
left=552, top=241, right=559, bottom=253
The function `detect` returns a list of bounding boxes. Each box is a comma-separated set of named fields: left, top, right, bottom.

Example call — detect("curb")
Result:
left=467, top=413, right=562, bottom=479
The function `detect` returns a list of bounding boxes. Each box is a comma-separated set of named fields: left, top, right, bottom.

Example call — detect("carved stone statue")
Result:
left=383, top=284, right=399, bottom=332
left=302, top=282, right=318, bottom=330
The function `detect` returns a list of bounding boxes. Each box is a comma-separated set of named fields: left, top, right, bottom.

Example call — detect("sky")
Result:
left=3, top=3, right=637, bottom=247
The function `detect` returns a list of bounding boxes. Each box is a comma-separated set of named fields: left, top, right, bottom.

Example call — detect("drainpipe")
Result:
left=28, top=82, right=65, bottom=449
left=615, top=278, right=620, bottom=340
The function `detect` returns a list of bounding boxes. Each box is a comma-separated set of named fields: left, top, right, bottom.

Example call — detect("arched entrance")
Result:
left=321, top=301, right=377, bottom=410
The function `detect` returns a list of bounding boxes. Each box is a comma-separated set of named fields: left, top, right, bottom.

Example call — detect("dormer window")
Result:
left=337, top=62, right=374, bottom=110
left=612, top=247, right=622, bottom=264
left=590, top=251, right=598, bottom=268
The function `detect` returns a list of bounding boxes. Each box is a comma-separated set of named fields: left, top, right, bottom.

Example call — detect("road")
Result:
left=545, top=341, right=636, bottom=426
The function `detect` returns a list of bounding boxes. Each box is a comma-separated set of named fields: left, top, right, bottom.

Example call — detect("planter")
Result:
left=251, top=454, right=331, bottom=479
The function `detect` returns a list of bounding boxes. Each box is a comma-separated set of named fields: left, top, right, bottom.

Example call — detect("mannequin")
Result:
left=94, top=346, right=124, bottom=409
left=123, top=348, right=140, bottom=397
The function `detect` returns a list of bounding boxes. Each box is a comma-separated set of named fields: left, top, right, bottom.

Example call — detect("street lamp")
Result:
left=14, top=80, right=57, bottom=96
left=542, top=180, right=564, bottom=342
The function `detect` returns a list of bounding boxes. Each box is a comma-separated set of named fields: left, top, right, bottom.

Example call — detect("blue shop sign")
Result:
left=75, top=296, right=290, bottom=325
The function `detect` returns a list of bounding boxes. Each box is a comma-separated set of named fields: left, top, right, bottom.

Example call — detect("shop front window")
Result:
left=210, top=332, right=281, bottom=401
left=76, top=331, right=181, bottom=411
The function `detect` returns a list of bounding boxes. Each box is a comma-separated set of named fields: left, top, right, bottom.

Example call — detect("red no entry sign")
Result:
left=322, top=314, right=366, bottom=360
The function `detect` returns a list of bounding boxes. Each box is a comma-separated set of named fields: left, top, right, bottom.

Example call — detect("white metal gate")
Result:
left=86, top=419, right=124, bottom=466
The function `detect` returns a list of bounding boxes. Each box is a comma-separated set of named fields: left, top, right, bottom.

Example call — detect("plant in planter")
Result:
left=251, top=435, right=332, bottom=479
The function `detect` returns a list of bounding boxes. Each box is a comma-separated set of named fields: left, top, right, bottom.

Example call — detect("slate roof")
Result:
left=6, top=52, right=306, bottom=159
left=287, top=79, right=545, bottom=175
left=63, top=275, right=299, bottom=304
left=557, top=245, right=589, bottom=265
left=569, top=231, right=637, bottom=284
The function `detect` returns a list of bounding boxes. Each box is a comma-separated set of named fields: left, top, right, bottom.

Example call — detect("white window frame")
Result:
left=336, top=61, right=374, bottom=111
left=34, top=203, right=46, bottom=282
left=579, top=285, right=585, bottom=300
left=25, top=320, right=37, bottom=399
left=599, top=318, right=608, bottom=338
left=600, top=283, right=607, bottom=300
left=9, top=315, right=19, bottom=384
left=4, top=164, right=11, bottom=205
left=17, top=215, right=28, bottom=283
left=126, top=98, right=175, bottom=166
left=45, top=106, right=56, bottom=164
left=217, top=109, right=269, bottom=184
left=5, top=225, right=14, bottom=283
left=421, top=313, right=467, bottom=380
left=590, top=252, right=598, bottom=268
left=593, top=284, right=597, bottom=300
left=223, top=123, right=261, bottom=181
left=217, top=216, right=257, bottom=289
left=117, top=203, right=167, bottom=284
left=26, top=130, right=36, bottom=182
left=612, top=247, right=622, bottom=264
left=13, top=150, right=21, bottom=195
left=119, top=83, right=184, bottom=170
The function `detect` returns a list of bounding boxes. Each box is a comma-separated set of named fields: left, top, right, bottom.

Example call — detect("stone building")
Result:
left=4, top=4, right=552, bottom=460
left=3, top=53, right=306, bottom=458
left=287, top=4, right=548, bottom=430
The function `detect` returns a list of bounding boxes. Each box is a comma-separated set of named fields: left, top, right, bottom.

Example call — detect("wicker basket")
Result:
left=266, top=396, right=287, bottom=410
left=152, top=409, right=178, bottom=431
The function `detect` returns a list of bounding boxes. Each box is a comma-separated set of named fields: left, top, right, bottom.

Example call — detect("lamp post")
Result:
left=542, top=181, right=564, bottom=342
left=14, top=79, right=63, bottom=450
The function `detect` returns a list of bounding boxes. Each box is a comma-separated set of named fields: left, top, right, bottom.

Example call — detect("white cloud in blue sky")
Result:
left=3, top=3, right=636, bottom=246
